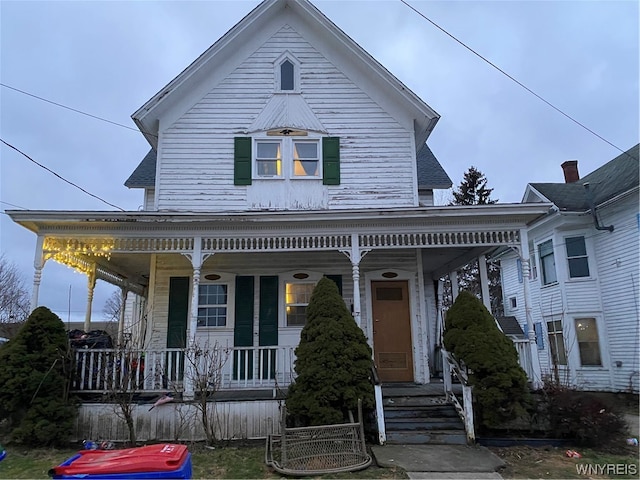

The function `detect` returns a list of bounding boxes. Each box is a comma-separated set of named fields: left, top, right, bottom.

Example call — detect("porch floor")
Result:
left=382, top=379, right=462, bottom=397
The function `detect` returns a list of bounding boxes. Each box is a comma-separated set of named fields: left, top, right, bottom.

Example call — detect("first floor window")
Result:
left=198, top=284, right=228, bottom=327
left=285, top=282, right=315, bottom=327
left=547, top=320, right=567, bottom=365
left=574, top=318, right=602, bottom=366
left=539, top=239, right=557, bottom=285
left=565, top=236, right=590, bottom=278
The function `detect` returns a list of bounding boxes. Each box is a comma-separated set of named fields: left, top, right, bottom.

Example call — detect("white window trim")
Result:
left=274, top=51, right=300, bottom=93
left=563, top=233, right=593, bottom=281
left=537, top=238, right=558, bottom=286
left=253, top=134, right=323, bottom=181
left=571, top=316, right=605, bottom=368
left=197, top=272, right=235, bottom=331
left=280, top=270, right=324, bottom=329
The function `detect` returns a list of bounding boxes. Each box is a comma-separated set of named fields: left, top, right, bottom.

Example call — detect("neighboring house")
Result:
left=8, top=0, right=550, bottom=441
left=499, top=145, right=640, bottom=393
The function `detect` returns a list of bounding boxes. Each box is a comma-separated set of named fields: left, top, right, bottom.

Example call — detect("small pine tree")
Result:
left=443, top=291, right=530, bottom=428
left=451, top=166, right=497, bottom=206
left=286, top=277, right=374, bottom=426
left=0, top=306, right=77, bottom=446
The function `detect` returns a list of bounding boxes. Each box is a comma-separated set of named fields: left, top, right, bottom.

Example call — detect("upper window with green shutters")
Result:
left=234, top=134, right=339, bottom=185
left=255, top=137, right=319, bottom=179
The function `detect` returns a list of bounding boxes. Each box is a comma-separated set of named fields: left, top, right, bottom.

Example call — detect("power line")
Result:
left=0, top=200, right=28, bottom=210
left=0, top=139, right=125, bottom=211
left=0, top=83, right=144, bottom=135
left=398, top=0, right=630, bottom=157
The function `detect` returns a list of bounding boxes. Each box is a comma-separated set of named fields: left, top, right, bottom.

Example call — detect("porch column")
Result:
left=185, top=237, right=204, bottom=399
left=117, top=288, right=129, bottom=346
left=436, top=279, right=445, bottom=344
left=520, top=229, right=543, bottom=389
left=187, top=237, right=203, bottom=345
left=346, top=233, right=370, bottom=329
left=478, top=254, right=491, bottom=313
left=30, top=235, right=46, bottom=312
left=449, top=270, right=459, bottom=301
left=84, top=264, right=97, bottom=332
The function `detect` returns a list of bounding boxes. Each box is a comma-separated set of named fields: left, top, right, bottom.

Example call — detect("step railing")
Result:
left=442, top=349, right=475, bottom=443
left=370, top=365, right=386, bottom=444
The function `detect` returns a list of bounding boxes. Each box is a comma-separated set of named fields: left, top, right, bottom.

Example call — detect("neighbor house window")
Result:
left=539, top=239, right=557, bottom=285
left=574, top=318, right=602, bottom=366
left=285, top=282, right=315, bottom=327
left=565, top=236, right=590, bottom=278
left=547, top=320, right=567, bottom=366
left=197, top=284, right=228, bottom=327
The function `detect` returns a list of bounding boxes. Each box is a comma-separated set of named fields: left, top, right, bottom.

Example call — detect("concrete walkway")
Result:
left=371, top=444, right=505, bottom=479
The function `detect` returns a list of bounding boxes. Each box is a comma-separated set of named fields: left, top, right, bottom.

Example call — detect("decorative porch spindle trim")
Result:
left=359, top=230, right=520, bottom=248
left=112, top=237, right=194, bottom=252
left=202, top=234, right=352, bottom=252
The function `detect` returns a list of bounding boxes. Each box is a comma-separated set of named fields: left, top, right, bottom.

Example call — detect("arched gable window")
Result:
left=275, top=53, right=299, bottom=92
left=280, top=60, right=294, bottom=91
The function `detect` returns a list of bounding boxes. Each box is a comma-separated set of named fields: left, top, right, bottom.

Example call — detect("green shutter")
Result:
left=322, top=137, right=340, bottom=185
left=234, top=137, right=252, bottom=185
left=259, top=276, right=278, bottom=379
left=259, top=276, right=278, bottom=346
left=326, top=274, right=343, bottom=295
left=167, top=277, right=189, bottom=348
left=166, top=277, right=189, bottom=383
left=233, top=276, right=255, bottom=380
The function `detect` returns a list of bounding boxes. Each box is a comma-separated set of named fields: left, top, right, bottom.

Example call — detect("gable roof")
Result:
left=124, top=149, right=156, bottom=188
left=527, top=144, right=639, bottom=211
left=417, top=144, right=452, bottom=190
left=132, top=0, right=439, bottom=149
left=125, top=143, right=453, bottom=191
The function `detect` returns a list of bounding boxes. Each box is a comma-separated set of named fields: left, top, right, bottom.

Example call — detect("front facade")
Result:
left=499, top=145, right=640, bottom=393
left=9, top=0, right=551, bottom=441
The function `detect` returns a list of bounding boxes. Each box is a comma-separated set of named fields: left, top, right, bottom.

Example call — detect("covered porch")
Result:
left=10, top=204, right=550, bottom=398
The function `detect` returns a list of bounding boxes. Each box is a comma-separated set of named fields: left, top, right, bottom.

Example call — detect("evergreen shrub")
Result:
left=0, top=306, right=77, bottom=446
left=286, top=277, right=374, bottom=426
left=443, top=291, right=530, bottom=428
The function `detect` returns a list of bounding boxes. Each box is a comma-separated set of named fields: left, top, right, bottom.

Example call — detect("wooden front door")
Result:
left=372, top=280, right=414, bottom=382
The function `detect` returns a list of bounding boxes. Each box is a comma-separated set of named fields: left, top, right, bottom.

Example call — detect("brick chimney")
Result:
left=561, top=160, right=579, bottom=183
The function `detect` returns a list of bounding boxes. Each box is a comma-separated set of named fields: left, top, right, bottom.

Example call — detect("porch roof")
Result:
left=8, top=203, right=551, bottom=290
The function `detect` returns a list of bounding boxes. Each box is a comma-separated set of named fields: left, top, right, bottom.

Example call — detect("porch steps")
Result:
left=382, top=384, right=467, bottom=445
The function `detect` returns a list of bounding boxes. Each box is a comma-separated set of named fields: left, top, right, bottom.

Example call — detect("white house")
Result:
left=8, top=0, right=551, bottom=441
left=499, top=145, right=639, bottom=393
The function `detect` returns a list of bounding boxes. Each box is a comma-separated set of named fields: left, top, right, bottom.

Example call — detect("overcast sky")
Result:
left=1, top=0, right=638, bottom=326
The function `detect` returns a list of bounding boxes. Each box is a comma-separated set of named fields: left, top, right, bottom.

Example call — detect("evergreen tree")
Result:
left=446, top=166, right=503, bottom=316
left=0, top=306, right=77, bottom=446
left=286, top=277, right=374, bottom=426
left=451, top=166, right=496, bottom=206
left=443, top=291, right=530, bottom=428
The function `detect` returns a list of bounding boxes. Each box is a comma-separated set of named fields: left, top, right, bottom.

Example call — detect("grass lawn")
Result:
left=0, top=442, right=637, bottom=479
left=489, top=444, right=639, bottom=479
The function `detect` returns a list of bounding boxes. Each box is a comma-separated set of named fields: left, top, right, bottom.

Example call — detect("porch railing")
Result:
left=71, top=345, right=296, bottom=394
left=442, top=349, right=475, bottom=444
left=512, top=338, right=534, bottom=381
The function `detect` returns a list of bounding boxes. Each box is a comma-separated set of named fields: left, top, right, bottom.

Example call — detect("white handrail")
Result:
left=442, top=349, right=475, bottom=443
